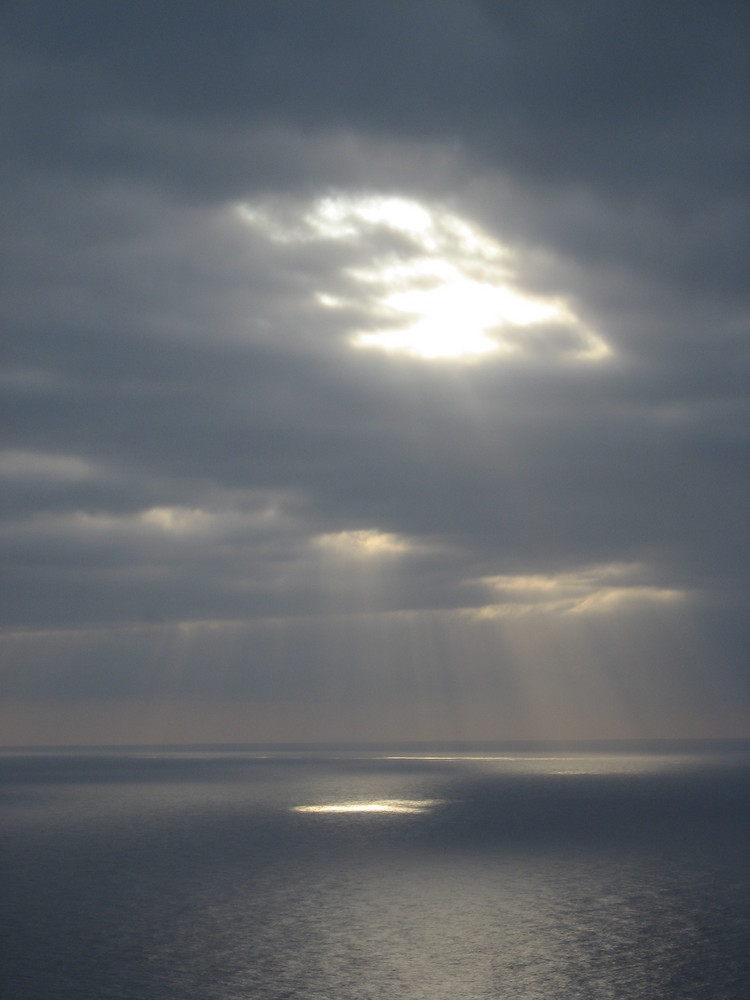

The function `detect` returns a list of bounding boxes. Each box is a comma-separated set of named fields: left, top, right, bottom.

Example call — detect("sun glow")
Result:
left=235, top=193, right=612, bottom=364
left=352, top=267, right=569, bottom=360
left=306, top=195, right=436, bottom=244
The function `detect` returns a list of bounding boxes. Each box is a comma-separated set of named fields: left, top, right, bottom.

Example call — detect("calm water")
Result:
left=1, top=743, right=748, bottom=999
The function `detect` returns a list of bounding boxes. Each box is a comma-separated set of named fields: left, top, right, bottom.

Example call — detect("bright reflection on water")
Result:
left=293, top=798, right=441, bottom=815
left=1, top=744, right=748, bottom=999
left=381, top=752, right=705, bottom=776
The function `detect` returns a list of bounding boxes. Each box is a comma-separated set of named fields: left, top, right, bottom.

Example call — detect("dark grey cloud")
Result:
left=1, top=1, right=747, bottom=742
left=4, top=0, right=746, bottom=223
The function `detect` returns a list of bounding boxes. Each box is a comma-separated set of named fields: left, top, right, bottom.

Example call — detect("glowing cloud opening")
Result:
left=313, top=528, right=414, bottom=558
left=235, top=193, right=612, bottom=365
left=468, top=563, right=688, bottom=618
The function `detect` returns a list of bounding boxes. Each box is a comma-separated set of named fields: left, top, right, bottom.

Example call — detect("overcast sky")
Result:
left=1, top=1, right=748, bottom=745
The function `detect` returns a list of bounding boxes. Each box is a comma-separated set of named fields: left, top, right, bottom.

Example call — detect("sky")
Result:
left=1, top=1, right=748, bottom=745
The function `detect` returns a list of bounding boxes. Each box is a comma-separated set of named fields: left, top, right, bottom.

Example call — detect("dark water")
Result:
left=1, top=743, right=748, bottom=999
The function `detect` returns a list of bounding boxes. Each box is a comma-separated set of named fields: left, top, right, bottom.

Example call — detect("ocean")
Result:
left=1, top=742, right=748, bottom=999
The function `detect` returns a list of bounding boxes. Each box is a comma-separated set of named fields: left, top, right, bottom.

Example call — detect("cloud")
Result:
left=313, top=529, right=415, bottom=558
left=469, top=563, right=687, bottom=618
left=236, top=191, right=612, bottom=363
left=0, top=1, right=747, bottom=741
left=0, top=450, right=100, bottom=483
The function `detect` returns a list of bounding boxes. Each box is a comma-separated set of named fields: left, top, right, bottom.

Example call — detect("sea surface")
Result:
left=1, top=742, right=748, bottom=999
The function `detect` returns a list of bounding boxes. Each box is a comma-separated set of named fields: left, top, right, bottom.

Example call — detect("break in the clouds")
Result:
left=237, top=192, right=610, bottom=361
left=1, top=1, right=748, bottom=744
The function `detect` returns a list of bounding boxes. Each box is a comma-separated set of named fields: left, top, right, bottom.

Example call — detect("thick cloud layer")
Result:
left=1, top=1, right=747, bottom=743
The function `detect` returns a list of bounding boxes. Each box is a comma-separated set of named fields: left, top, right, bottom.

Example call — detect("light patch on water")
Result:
left=293, top=799, right=440, bottom=815
left=380, top=753, right=703, bottom=776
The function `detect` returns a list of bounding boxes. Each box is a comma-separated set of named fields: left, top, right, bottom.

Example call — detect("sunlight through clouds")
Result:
left=3, top=500, right=285, bottom=547
left=138, top=506, right=216, bottom=534
left=1, top=1, right=746, bottom=753
left=236, top=193, right=612, bottom=364
left=468, top=563, right=687, bottom=618
left=306, top=195, right=436, bottom=244
left=312, top=528, right=414, bottom=557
